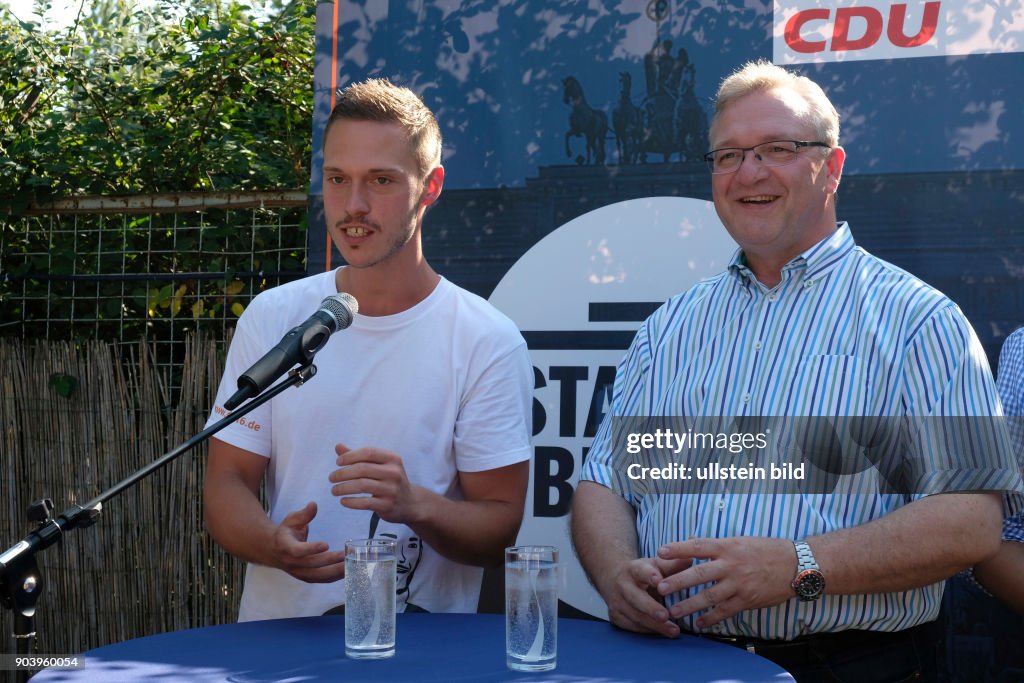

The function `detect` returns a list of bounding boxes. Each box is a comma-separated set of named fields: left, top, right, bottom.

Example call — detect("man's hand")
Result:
left=205, top=438, right=344, bottom=582
left=656, top=537, right=797, bottom=628
left=328, top=444, right=421, bottom=524
left=271, top=501, right=346, bottom=583
left=328, top=444, right=526, bottom=567
left=604, top=557, right=689, bottom=638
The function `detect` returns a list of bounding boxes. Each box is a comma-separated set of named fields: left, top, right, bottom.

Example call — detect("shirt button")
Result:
left=742, top=393, right=751, bottom=403
left=753, top=341, right=762, bottom=351
left=804, top=279, right=814, bottom=288
left=767, top=293, right=777, bottom=302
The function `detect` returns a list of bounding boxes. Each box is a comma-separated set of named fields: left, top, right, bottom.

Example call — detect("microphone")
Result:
left=223, top=293, right=358, bottom=410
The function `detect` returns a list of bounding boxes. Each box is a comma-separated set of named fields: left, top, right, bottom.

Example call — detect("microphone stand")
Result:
left=0, top=363, right=318, bottom=682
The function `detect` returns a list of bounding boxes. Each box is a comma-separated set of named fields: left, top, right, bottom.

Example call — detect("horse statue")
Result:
left=563, top=76, right=608, bottom=165
left=612, top=72, right=644, bottom=165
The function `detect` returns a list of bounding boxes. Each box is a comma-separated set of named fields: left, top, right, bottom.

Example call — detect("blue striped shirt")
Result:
left=581, top=223, right=1022, bottom=639
left=997, top=328, right=1024, bottom=542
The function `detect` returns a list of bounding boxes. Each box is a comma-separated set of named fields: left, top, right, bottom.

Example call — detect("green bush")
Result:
left=0, top=0, right=315, bottom=212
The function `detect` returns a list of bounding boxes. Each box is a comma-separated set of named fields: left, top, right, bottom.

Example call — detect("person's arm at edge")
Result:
left=973, top=539, right=1024, bottom=614
left=974, top=330, right=1024, bottom=613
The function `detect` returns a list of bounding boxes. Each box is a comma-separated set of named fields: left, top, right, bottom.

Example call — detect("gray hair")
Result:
left=711, top=60, right=840, bottom=147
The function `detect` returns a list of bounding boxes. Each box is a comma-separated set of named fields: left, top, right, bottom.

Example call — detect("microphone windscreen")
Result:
left=322, top=293, right=358, bottom=330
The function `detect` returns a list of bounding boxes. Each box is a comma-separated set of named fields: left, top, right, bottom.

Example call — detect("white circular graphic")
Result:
left=489, top=195, right=736, bottom=618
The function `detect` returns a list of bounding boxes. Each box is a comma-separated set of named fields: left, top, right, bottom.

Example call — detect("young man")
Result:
left=203, top=79, right=532, bottom=620
left=571, top=60, right=1021, bottom=681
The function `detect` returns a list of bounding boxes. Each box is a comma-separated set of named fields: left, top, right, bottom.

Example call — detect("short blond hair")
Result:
left=711, top=60, right=840, bottom=147
left=325, top=78, right=442, bottom=177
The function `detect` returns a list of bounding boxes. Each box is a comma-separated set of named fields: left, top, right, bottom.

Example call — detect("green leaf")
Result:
left=48, top=373, right=79, bottom=399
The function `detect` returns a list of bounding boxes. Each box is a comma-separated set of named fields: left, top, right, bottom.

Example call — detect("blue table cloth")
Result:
left=33, top=612, right=794, bottom=682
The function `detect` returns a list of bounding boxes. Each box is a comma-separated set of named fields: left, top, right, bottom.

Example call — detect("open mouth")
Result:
left=343, top=226, right=372, bottom=237
left=740, top=195, right=778, bottom=204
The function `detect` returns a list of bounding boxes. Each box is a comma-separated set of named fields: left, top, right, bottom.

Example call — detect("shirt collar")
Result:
left=728, top=222, right=855, bottom=285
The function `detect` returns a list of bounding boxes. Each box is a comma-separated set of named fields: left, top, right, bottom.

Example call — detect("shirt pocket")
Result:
left=790, top=354, right=875, bottom=416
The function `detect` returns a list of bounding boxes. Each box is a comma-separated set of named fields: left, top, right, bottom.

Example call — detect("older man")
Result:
left=571, top=60, right=1021, bottom=681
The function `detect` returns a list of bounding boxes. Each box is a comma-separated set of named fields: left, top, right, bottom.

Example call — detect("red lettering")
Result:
left=832, top=6, right=884, bottom=51
left=234, top=417, right=261, bottom=431
left=888, top=2, right=941, bottom=48
left=785, top=9, right=830, bottom=54
left=784, top=2, right=944, bottom=57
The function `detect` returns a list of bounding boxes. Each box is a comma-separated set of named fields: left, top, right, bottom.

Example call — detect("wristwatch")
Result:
left=791, top=540, right=826, bottom=602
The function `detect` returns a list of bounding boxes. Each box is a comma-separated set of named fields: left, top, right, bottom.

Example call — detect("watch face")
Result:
left=794, top=570, right=825, bottom=600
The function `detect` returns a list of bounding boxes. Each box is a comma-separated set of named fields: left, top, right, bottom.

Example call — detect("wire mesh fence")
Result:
left=0, top=191, right=310, bottom=399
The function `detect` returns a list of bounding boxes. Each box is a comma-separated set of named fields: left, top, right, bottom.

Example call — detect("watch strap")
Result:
left=794, top=540, right=818, bottom=572
left=791, top=539, right=825, bottom=601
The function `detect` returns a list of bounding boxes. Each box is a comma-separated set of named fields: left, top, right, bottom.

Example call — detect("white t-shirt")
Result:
left=207, top=269, right=533, bottom=621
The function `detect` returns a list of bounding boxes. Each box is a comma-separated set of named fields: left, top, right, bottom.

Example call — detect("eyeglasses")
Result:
left=703, top=140, right=831, bottom=175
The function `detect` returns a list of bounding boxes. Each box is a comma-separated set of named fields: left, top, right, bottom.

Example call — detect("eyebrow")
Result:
left=321, top=166, right=405, bottom=174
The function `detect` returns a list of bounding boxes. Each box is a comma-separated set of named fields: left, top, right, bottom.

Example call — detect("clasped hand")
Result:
left=655, top=537, right=798, bottom=629
left=606, top=536, right=798, bottom=636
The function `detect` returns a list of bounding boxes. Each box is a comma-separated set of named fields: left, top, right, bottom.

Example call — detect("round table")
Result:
left=33, top=612, right=794, bottom=682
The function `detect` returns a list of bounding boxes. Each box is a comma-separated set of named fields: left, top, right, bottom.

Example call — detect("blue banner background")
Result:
left=312, top=0, right=1023, bottom=193
left=308, top=4, right=1024, bottom=676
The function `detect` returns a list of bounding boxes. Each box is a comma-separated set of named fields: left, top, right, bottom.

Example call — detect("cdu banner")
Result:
left=775, top=0, right=1024, bottom=64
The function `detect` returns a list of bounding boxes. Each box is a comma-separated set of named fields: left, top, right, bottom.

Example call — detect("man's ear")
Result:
left=421, top=166, right=445, bottom=207
left=825, top=146, right=845, bottom=194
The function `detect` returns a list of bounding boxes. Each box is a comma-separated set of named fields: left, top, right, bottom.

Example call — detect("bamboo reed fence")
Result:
left=0, top=335, right=245, bottom=661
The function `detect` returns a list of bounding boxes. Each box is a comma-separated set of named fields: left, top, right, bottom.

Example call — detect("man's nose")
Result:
left=345, top=182, right=370, bottom=215
left=735, top=148, right=769, bottom=180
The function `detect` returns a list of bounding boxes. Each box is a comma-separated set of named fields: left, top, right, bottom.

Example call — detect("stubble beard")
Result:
left=338, top=204, right=420, bottom=271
